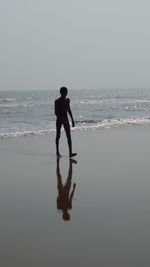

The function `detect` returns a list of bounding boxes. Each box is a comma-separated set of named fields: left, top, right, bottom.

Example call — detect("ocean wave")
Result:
left=0, top=103, right=34, bottom=108
left=80, top=100, right=103, bottom=105
left=0, top=129, right=55, bottom=138
left=75, top=117, right=150, bottom=131
left=0, top=98, right=16, bottom=102
left=76, top=119, right=101, bottom=124
left=79, top=98, right=150, bottom=106
left=0, top=117, right=150, bottom=138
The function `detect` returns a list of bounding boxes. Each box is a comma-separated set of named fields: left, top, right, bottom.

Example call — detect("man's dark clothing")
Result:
left=55, top=97, right=71, bottom=140
left=55, top=98, right=70, bottom=119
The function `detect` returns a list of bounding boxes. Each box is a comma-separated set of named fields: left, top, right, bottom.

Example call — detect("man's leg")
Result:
left=63, top=120, right=72, bottom=156
left=56, top=158, right=63, bottom=194
left=63, top=121, right=77, bottom=157
left=56, top=119, right=62, bottom=156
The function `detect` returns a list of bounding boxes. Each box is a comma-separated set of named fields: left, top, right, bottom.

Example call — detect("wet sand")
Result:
left=0, top=127, right=150, bottom=267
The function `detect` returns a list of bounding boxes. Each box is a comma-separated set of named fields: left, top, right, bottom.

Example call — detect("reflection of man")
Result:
left=55, top=87, right=77, bottom=158
left=56, top=158, right=77, bottom=221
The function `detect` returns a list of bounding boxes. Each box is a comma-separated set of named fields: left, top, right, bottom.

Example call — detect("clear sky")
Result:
left=0, top=0, right=150, bottom=90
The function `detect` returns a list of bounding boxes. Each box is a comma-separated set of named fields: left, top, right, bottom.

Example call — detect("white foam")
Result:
left=80, top=100, right=103, bottom=105
left=76, top=117, right=150, bottom=131
left=0, top=129, right=56, bottom=138
left=0, top=98, right=16, bottom=102
left=0, top=117, right=150, bottom=138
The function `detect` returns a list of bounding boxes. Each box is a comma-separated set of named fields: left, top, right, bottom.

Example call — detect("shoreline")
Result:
left=0, top=122, right=150, bottom=140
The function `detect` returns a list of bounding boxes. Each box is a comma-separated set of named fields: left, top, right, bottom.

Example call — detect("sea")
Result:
left=0, top=88, right=150, bottom=138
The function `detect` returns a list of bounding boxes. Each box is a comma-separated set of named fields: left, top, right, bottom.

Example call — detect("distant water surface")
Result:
left=1, top=88, right=150, bottom=138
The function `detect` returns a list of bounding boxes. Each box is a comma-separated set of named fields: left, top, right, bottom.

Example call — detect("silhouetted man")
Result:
left=56, top=158, right=77, bottom=221
left=55, top=87, right=77, bottom=158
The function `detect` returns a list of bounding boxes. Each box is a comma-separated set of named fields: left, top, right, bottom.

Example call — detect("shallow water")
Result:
left=1, top=88, right=150, bottom=137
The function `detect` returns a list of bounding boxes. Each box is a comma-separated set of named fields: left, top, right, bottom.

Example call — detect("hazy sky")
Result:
left=0, top=0, right=150, bottom=90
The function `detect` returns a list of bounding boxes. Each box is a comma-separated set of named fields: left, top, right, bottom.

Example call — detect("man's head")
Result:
left=63, top=211, right=70, bottom=221
left=60, top=87, right=68, bottom=98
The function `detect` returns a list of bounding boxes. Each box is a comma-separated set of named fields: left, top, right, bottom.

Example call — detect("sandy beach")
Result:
left=0, top=127, right=150, bottom=267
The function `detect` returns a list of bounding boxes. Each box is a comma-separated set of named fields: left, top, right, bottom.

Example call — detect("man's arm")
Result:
left=67, top=99, right=75, bottom=127
left=69, top=183, right=76, bottom=202
left=55, top=100, right=58, bottom=116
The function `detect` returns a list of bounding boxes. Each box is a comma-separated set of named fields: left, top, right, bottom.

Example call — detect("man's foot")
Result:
left=70, top=159, right=77, bottom=164
left=69, top=153, right=77, bottom=158
left=57, top=153, right=62, bottom=158
left=73, top=183, right=76, bottom=189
